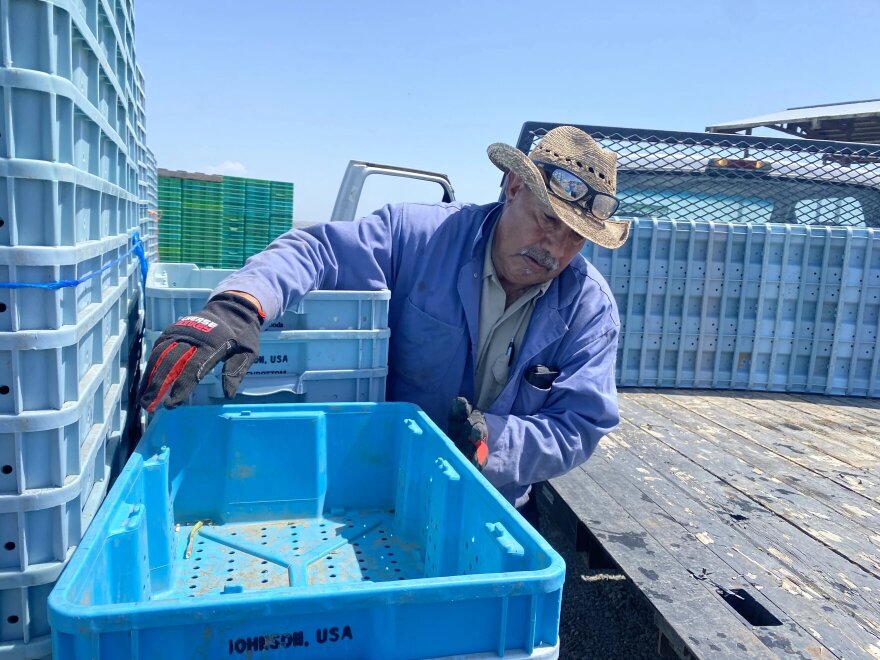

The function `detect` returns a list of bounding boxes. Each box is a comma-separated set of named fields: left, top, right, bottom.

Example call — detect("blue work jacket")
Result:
left=213, top=202, right=620, bottom=506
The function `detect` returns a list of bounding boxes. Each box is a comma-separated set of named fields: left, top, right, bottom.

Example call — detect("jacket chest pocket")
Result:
left=512, top=378, right=553, bottom=414
left=390, top=297, right=467, bottom=391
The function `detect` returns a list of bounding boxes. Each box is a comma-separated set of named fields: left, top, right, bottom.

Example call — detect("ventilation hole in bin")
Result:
left=4, top=542, right=14, bottom=551
left=0, top=304, right=5, bottom=314
left=8, top=616, right=18, bottom=624
left=189, top=585, right=196, bottom=590
left=1, top=466, right=12, bottom=475
left=226, top=578, right=233, bottom=582
left=261, top=579, right=268, bottom=584
left=0, top=387, right=9, bottom=396
left=261, top=560, right=267, bottom=565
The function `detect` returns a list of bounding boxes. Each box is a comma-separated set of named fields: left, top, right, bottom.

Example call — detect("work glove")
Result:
left=139, top=293, right=264, bottom=412
left=447, top=397, right=489, bottom=470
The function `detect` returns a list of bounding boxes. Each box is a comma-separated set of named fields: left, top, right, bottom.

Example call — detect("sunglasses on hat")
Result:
left=535, top=162, right=620, bottom=220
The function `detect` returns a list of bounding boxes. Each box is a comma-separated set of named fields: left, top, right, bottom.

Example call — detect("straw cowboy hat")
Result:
left=488, top=126, right=630, bottom=249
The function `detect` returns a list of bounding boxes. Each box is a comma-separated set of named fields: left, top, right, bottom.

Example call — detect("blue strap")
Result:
left=0, top=232, right=149, bottom=292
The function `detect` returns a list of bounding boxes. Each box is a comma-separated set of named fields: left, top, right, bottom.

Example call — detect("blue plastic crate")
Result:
left=190, top=368, right=388, bottom=405
left=0, top=358, right=123, bottom=573
left=145, top=263, right=391, bottom=331
left=49, top=403, right=564, bottom=659
left=0, top=233, right=134, bottom=331
left=0, top=162, right=134, bottom=248
left=582, top=219, right=880, bottom=396
left=0, top=330, right=124, bottom=497
left=0, top=282, right=127, bottom=414
left=0, top=399, right=122, bottom=658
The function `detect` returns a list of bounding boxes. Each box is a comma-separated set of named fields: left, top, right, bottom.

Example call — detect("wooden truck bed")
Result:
left=543, top=389, right=880, bottom=659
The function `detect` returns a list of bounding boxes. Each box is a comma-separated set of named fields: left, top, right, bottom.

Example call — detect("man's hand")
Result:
left=447, top=397, right=489, bottom=470
left=139, top=293, right=264, bottom=412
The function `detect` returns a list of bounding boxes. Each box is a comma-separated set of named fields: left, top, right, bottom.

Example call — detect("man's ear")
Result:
left=505, top=172, right=524, bottom=202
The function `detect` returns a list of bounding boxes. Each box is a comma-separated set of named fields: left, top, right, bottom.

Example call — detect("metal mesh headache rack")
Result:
left=516, top=122, right=880, bottom=228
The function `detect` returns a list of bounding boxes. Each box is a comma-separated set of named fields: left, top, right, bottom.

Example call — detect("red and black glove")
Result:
left=447, top=397, right=489, bottom=470
left=139, top=293, right=264, bottom=412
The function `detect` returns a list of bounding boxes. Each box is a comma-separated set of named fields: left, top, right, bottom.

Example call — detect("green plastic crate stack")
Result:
left=269, top=181, right=294, bottom=238
left=244, top=179, right=272, bottom=258
left=157, top=172, right=295, bottom=268
left=221, top=177, right=247, bottom=268
left=158, top=177, right=183, bottom=262
left=182, top=179, right=223, bottom=267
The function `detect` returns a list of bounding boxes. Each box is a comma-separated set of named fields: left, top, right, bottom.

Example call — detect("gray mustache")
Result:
left=519, top=246, right=559, bottom=271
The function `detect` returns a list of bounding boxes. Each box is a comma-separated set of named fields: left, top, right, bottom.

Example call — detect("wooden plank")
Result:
left=791, top=393, right=880, bottom=425
left=624, top=393, right=880, bottom=575
left=606, top=408, right=880, bottom=654
left=653, top=391, right=880, bottom=504
left=659, top=389, right=879, bottom=471
left=549, top=464, right=777, bottom=660
left=738, top=392, right=880, bottom=462
left=588, top=422, right=880, bottom=658
left=768, top=394, right=880, bottom=437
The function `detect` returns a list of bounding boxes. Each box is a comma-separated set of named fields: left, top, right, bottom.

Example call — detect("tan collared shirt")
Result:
left=475, top=225, right=550, bottom=410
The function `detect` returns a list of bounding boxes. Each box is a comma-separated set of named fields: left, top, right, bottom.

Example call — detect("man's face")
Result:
left=491, top=173, right=586, bottom=295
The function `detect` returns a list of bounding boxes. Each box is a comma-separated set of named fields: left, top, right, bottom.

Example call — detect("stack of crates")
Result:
left=157, top=176, right=183, bottom=262
left=221, top=177, right=247, bottom=267
left=244, top=179, right=272, bottom=259
left=269, top=181, right=294, bottom=238
left=181, top=176, right=223, bottom=267
left=0, top=0, right=150, bottom=655
left=157, top=172, right=295, bottom=269
left=143, top=264, right=390, bottom=405
left=134, top=63, right=158, bottom=264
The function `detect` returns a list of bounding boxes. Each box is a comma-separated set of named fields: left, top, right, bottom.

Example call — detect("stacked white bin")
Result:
left=135, top=64, right=158, bottom=264
left=144, top=264, right=391, bottom=405
left=0, top=0, right=148, bottom=655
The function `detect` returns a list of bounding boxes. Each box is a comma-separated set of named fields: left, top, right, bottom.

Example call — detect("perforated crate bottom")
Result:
left=173, top=510, right=424, bottom=597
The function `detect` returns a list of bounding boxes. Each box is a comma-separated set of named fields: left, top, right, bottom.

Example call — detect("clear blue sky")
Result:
left=136, top=0, right=879, bottom=225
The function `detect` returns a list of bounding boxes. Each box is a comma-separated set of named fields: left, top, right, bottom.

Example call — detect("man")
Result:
left=140, top=126, right=630, bottom=526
